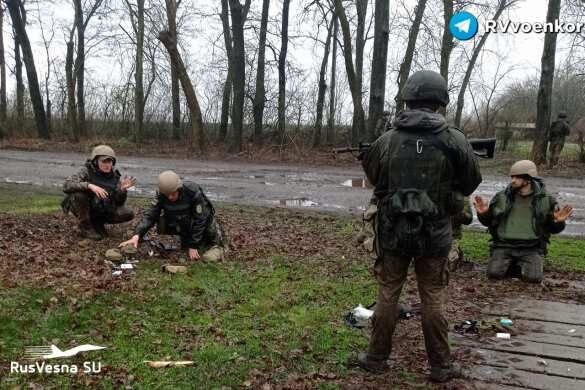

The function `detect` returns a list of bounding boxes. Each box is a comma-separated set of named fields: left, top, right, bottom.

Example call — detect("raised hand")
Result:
left=554, top=204, right=573, bottom=223
left=120, top=176, right=137, bottom=191
left=473, top=195, right=489, bottom=215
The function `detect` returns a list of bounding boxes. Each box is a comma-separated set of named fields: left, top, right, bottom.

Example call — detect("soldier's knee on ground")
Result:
left=201, top=246, right=225, bottom=262
left=486, top=262, right=508, bottom=279
left=521, top=273, right=543, bottom=284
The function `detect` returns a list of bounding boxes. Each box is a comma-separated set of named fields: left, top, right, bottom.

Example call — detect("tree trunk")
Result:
left=438, top=0, right=454, bottom=116
left=165, top=0, right=181, bottom=140
left=66, top=39, right=78, bottom=141
left=219, top=0, right=232, bottom=143
left=454, top=0, right=508, bottom=128
left=0, top=5, right=7, bottom=128
left=355, top=0, right=367, bottom=107
left=7, top=0, right=48, bottom=139
left=277, top=0, right=291, bottom=142
left=334, top=0, right=366, bottom=146
left=158, top=31, right=205, bottom=154
left=367, top=0, right=390, bottom=142
left=73, top=0, right=85, bottom=136
left=532, top=0, right=561, bottom=165
left=312, top=16, right=334, bottom=148
left=253, top=0, right=270, bottom=146
left=227, top=0, right=245, bottom=153
left=14, top=35, right=24, bottom=134
left=135, top=0, right=145, bottom=144
left=394, top=0, right=428, bottom=113
left=326, top=14, right=338, bottom=145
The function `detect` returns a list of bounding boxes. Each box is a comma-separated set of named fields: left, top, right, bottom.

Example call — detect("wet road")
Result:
left=1, top=149, right=584, bottom=236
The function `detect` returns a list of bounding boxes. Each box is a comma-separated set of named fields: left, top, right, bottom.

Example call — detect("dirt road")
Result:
left=1, top=149, right=583, bottom=236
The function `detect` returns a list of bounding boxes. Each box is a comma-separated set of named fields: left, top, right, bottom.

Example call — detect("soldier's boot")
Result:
left=92, top=218, right=108, bottom=237
left=70, top=192, right=103, bottom=240
left=354, top=352, right=389, bottom=374
left=79, top=221, right=103, bottom=240
left=429, top=363, right=462, bottom=383
left=201, top=246, right=225, bottom=262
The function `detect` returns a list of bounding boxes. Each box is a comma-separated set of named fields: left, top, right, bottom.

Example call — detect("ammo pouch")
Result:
left=377, top=189, right=440, bottom=255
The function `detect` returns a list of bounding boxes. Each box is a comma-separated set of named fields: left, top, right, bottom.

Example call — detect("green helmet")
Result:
left=510, top=160, right=538, bottom=178
left=401, top=70, right=449, bottom=106
left=558, top=111, right=567, bottom=119
left=158, top=170, right=182, bottom=195
left=91, top=145, right=116, bottom=164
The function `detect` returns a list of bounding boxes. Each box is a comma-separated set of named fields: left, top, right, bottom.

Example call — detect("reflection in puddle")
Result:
left=341, top=178, right=372, bottom=188
left=279, top=198, right=319, bottom=207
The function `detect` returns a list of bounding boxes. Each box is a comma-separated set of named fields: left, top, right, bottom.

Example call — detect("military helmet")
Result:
left=158, top=170, right=182, bottom=195
left=558, top=111, right=567, bottom=119
left=91, top=145, right=116, bottom=164
left=510, top=160, right=538, bottom=178
left=401, top=70, right=449, bottom=106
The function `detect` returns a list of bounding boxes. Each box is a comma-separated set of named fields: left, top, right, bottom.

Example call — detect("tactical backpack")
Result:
left=377, top=128, right=461, bottom=256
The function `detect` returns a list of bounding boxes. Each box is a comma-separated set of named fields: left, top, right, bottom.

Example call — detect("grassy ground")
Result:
left=1, top=184, right=584, bottom=389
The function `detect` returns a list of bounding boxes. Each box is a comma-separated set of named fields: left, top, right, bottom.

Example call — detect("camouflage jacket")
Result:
left=135, top=182, right=215, bottom=249
left=549, top=120, right=571, bottom=143
left=63, top=160, right=127, bottom=206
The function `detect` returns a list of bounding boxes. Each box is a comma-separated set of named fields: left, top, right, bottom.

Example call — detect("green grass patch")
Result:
left=0, top=184, right=63, bottom=214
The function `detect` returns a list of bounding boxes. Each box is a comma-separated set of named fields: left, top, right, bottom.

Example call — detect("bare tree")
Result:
left=326, top=12, right=338, bottom=144
left=439, top=0, right=454, bottom=83
left=532, top=0, right=561, bottom=164
left=219, top=0, right=232, bottom=143
left=37, top=6, right=55, bottom=135
left=454, top=0, right=513, bottom=128
left=277, top=0, right=291, bottom=142
left=394, top=0, right=428, bottom=113
left=312, top=13, right=334, bottom=148
left=333, top=0, right=366, bottom=145
left=66, top=28, right=78, bottom=141
left=123, top=0, right=145, bottom=143
left=253, top=0, right=270, bottom=146
left=0, top=4, right=7, bottom=133
left=158, top=30, right=205, bottom=153
left=13, top=9, right=24, bottom=134
left=227, top=0, right=246, bottom=153
left=367, top=0, right=390, bottom=141
left=6, top=0, right=49, bottom=139
left=165, top=0, right=181, bottom=139
left=73, top=0, right=105, bottom=136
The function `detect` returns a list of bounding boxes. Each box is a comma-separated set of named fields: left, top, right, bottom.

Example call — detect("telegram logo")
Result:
left=450, top=11, right=478, bottom=41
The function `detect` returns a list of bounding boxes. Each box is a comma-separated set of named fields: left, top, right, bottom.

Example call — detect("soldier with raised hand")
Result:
left=119, top=171, right=225, bottom=262
left=356, top=70, right=482, bottom=383
left=62, top=145, right=135, bottom=240
left=548, top=111, right=571, bottom=168
left=474, top=160, right=573, bottom=283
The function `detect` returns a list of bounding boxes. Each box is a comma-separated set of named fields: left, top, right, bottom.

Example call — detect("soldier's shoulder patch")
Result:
left=196, top=204, right=203, bottom=214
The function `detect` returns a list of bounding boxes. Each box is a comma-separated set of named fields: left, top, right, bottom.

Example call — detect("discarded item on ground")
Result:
left=353, top=304, right=374, bottom=320
left=112, top=270, right=123, bottom=277
left=162, top=265, right=187, bottom=274
left=105, top=248, right=123, bottom=261
left=454, top=320, right=479, bottom=335
left=144, top=235, right=177, bottom=258
left=120, top=263, right=134, bottom=270
left=569, top=329, right=576, bottom=333
left=537, top=359, right=548, bottom=366
left=496, top=332, right=511, bottom=339
left=344, top=303, right=374, bottom=328
left=121, top=245, right=137, bottom=255
left=500, top=318, right=513, bottom=326
left=145, top=360, right=194, bottom=368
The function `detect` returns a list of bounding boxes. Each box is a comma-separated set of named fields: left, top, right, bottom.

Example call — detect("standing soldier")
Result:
left=548, top=112, right=571, bottom=168
left=355, top=70, right=482, bottom=382
left=474, top=160, right=573, bottom=283
left=120, top=171, right=225, bottom=262
left=373, top=110, right=392, bottom=138
left=62, top=145, right=135, bottom=240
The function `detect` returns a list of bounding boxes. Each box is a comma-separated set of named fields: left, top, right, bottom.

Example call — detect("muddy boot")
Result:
left=429, top=363, right=462, bottom=383
left=79, top=221, right=103, bottom=240
left=92, top=219, right=108, bottom=237
left=352, top=352, right=388, bottom=374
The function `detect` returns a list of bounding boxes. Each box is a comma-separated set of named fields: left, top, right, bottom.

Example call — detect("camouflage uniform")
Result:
left=62, top=160, right=134, bottom=237
left=358, top=70, right=482, bottom=382
left=448, top=197, right=473, bottom=270
left=478, top=178, right=565, bottom=283
left=548, top=113, right=571, bottom=168
left=135, top=182, right=225, bottom=261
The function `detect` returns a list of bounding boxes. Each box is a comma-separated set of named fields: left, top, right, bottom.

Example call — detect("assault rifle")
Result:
left=333, top=137, right=496, bottom=160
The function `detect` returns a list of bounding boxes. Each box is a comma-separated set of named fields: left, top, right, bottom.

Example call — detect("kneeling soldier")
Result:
left=120, top=171, right=225, bottom=261
left=62, top=145, right=135, bottom=240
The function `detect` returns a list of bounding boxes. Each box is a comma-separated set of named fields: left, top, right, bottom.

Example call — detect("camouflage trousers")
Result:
left=487, top=247, right=543, bottom=283
left=62, top=192, right=134, bottom=226
left=367, top=254, right=452, bottom=369
left=548, top=142, right=565, bottom=168
left=157, top=215, right=226, bottom=261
